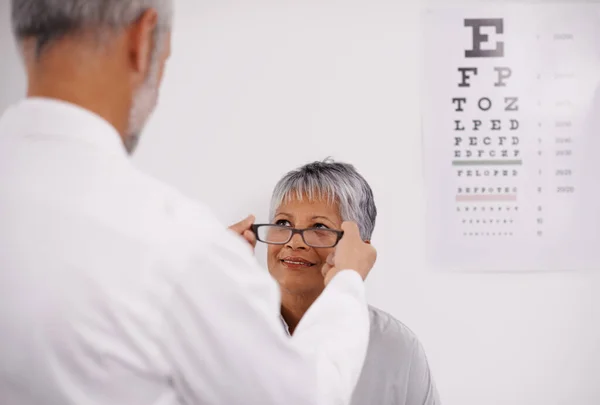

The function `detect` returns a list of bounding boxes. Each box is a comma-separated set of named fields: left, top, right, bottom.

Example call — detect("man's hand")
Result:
left=228, top=215, right=257, bottom=250
left=321, top=222, right=376, bottom=285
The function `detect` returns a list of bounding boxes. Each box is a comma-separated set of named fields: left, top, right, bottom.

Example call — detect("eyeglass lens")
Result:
left=256, top=225, right=338, bottom=248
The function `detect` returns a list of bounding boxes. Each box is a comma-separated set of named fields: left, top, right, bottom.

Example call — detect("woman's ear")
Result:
left=365, top=240, right=371, bottom=244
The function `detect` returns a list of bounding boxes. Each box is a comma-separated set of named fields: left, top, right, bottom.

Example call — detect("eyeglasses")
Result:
left=251, top=224, right=344, bottom=248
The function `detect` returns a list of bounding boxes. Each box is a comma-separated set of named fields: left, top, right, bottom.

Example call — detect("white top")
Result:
left=0, top=98, right=370, bottom=405
left=351, top=307, right=439, bottom=405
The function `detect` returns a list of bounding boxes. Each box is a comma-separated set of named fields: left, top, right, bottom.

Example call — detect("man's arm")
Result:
left=160, top=228, right=371, bottom=405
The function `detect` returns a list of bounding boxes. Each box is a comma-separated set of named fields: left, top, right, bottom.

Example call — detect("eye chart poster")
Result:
left=422, top=3, right=600, bottom=271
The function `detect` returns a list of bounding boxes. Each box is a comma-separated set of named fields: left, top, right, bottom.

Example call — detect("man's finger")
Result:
left=229, top=214, right=255, bottom=233
left=340, top=221, right=360, bottom=238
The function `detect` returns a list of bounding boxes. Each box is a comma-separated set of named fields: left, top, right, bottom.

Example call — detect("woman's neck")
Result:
left=280, top=290, right=322, bottom=334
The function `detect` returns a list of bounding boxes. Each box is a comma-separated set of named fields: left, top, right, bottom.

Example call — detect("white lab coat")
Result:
left=0, top=98, right=370, bottom=405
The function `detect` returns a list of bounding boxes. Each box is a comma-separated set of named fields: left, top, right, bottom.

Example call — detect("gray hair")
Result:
left=270, top=158, right=377, bottom=241
left=11, top=0, right=173, bottom=54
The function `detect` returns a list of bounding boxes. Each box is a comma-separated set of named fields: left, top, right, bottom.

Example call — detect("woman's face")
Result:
left=267, top=195, right=343, bottom=297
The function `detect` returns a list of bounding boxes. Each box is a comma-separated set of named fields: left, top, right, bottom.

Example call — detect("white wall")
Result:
left=1, top=1, right=599, bottom=405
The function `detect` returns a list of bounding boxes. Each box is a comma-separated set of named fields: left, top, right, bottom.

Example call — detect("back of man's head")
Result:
left=11, top=0, right=173, bottom=55
left=11, top=0, right=174, bottom=153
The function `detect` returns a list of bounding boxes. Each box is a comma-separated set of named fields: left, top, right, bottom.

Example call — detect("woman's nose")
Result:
left=286, top=233, right=308, bottom=250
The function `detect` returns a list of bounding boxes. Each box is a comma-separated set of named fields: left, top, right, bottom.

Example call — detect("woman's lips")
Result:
left=281, top=256, right=315, bottom=269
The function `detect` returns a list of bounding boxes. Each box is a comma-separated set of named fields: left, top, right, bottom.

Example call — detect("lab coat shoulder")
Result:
left=107, top=166, right=236, bottom=267
left=120, top=166, right=280, bottom=333
left=133, top=169, right=271, bottom=300
left=122, top=168, right=224, bottom=240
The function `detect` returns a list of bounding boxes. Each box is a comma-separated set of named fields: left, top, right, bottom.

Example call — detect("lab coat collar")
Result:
left=2, top=97, right=129, bottom=159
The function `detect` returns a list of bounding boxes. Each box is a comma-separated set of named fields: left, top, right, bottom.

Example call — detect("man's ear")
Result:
left=126, top=8, right=158, bottom=81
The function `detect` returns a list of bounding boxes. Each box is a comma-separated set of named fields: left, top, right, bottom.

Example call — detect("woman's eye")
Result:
left=275, top=219, right=291, bottom=227
left=313, top=223, right=329, bottom=229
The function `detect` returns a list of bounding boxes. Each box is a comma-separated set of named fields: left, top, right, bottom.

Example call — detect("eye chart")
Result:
left=422, top=3, right=600, bottom=271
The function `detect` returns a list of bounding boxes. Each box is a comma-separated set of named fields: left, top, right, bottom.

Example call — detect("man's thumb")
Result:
left=321, top=263, right=333, bottom=278
left=326, top=252, right=335, bottom=266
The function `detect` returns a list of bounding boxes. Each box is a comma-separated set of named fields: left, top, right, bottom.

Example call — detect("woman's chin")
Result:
left=269, top=264, right=325, bottom=294
left=280, top=276, right=326, bottom=296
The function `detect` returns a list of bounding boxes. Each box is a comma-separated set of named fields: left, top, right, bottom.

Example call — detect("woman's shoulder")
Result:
left=360, top=307, right=440, bottom=404
left=366, top=305, right=422, bottom=353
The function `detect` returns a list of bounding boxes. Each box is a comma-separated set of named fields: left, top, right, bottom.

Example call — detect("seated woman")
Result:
left=253, top=159, right=440, bottom=405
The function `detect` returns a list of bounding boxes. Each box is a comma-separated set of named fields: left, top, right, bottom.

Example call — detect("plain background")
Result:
left=1, top=1, right=599, bottom=404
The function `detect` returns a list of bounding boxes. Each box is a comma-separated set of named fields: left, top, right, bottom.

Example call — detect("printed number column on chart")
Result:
left=537, top=29, right=577, bottom=240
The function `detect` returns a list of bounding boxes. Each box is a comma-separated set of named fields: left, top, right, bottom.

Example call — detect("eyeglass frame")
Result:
left=250, top=224, right=344, bottom=248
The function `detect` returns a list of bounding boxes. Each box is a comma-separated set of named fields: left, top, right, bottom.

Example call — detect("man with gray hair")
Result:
left=246, top=158, right=440, bottom=404
left=0, top=2, right=377, bottom=405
